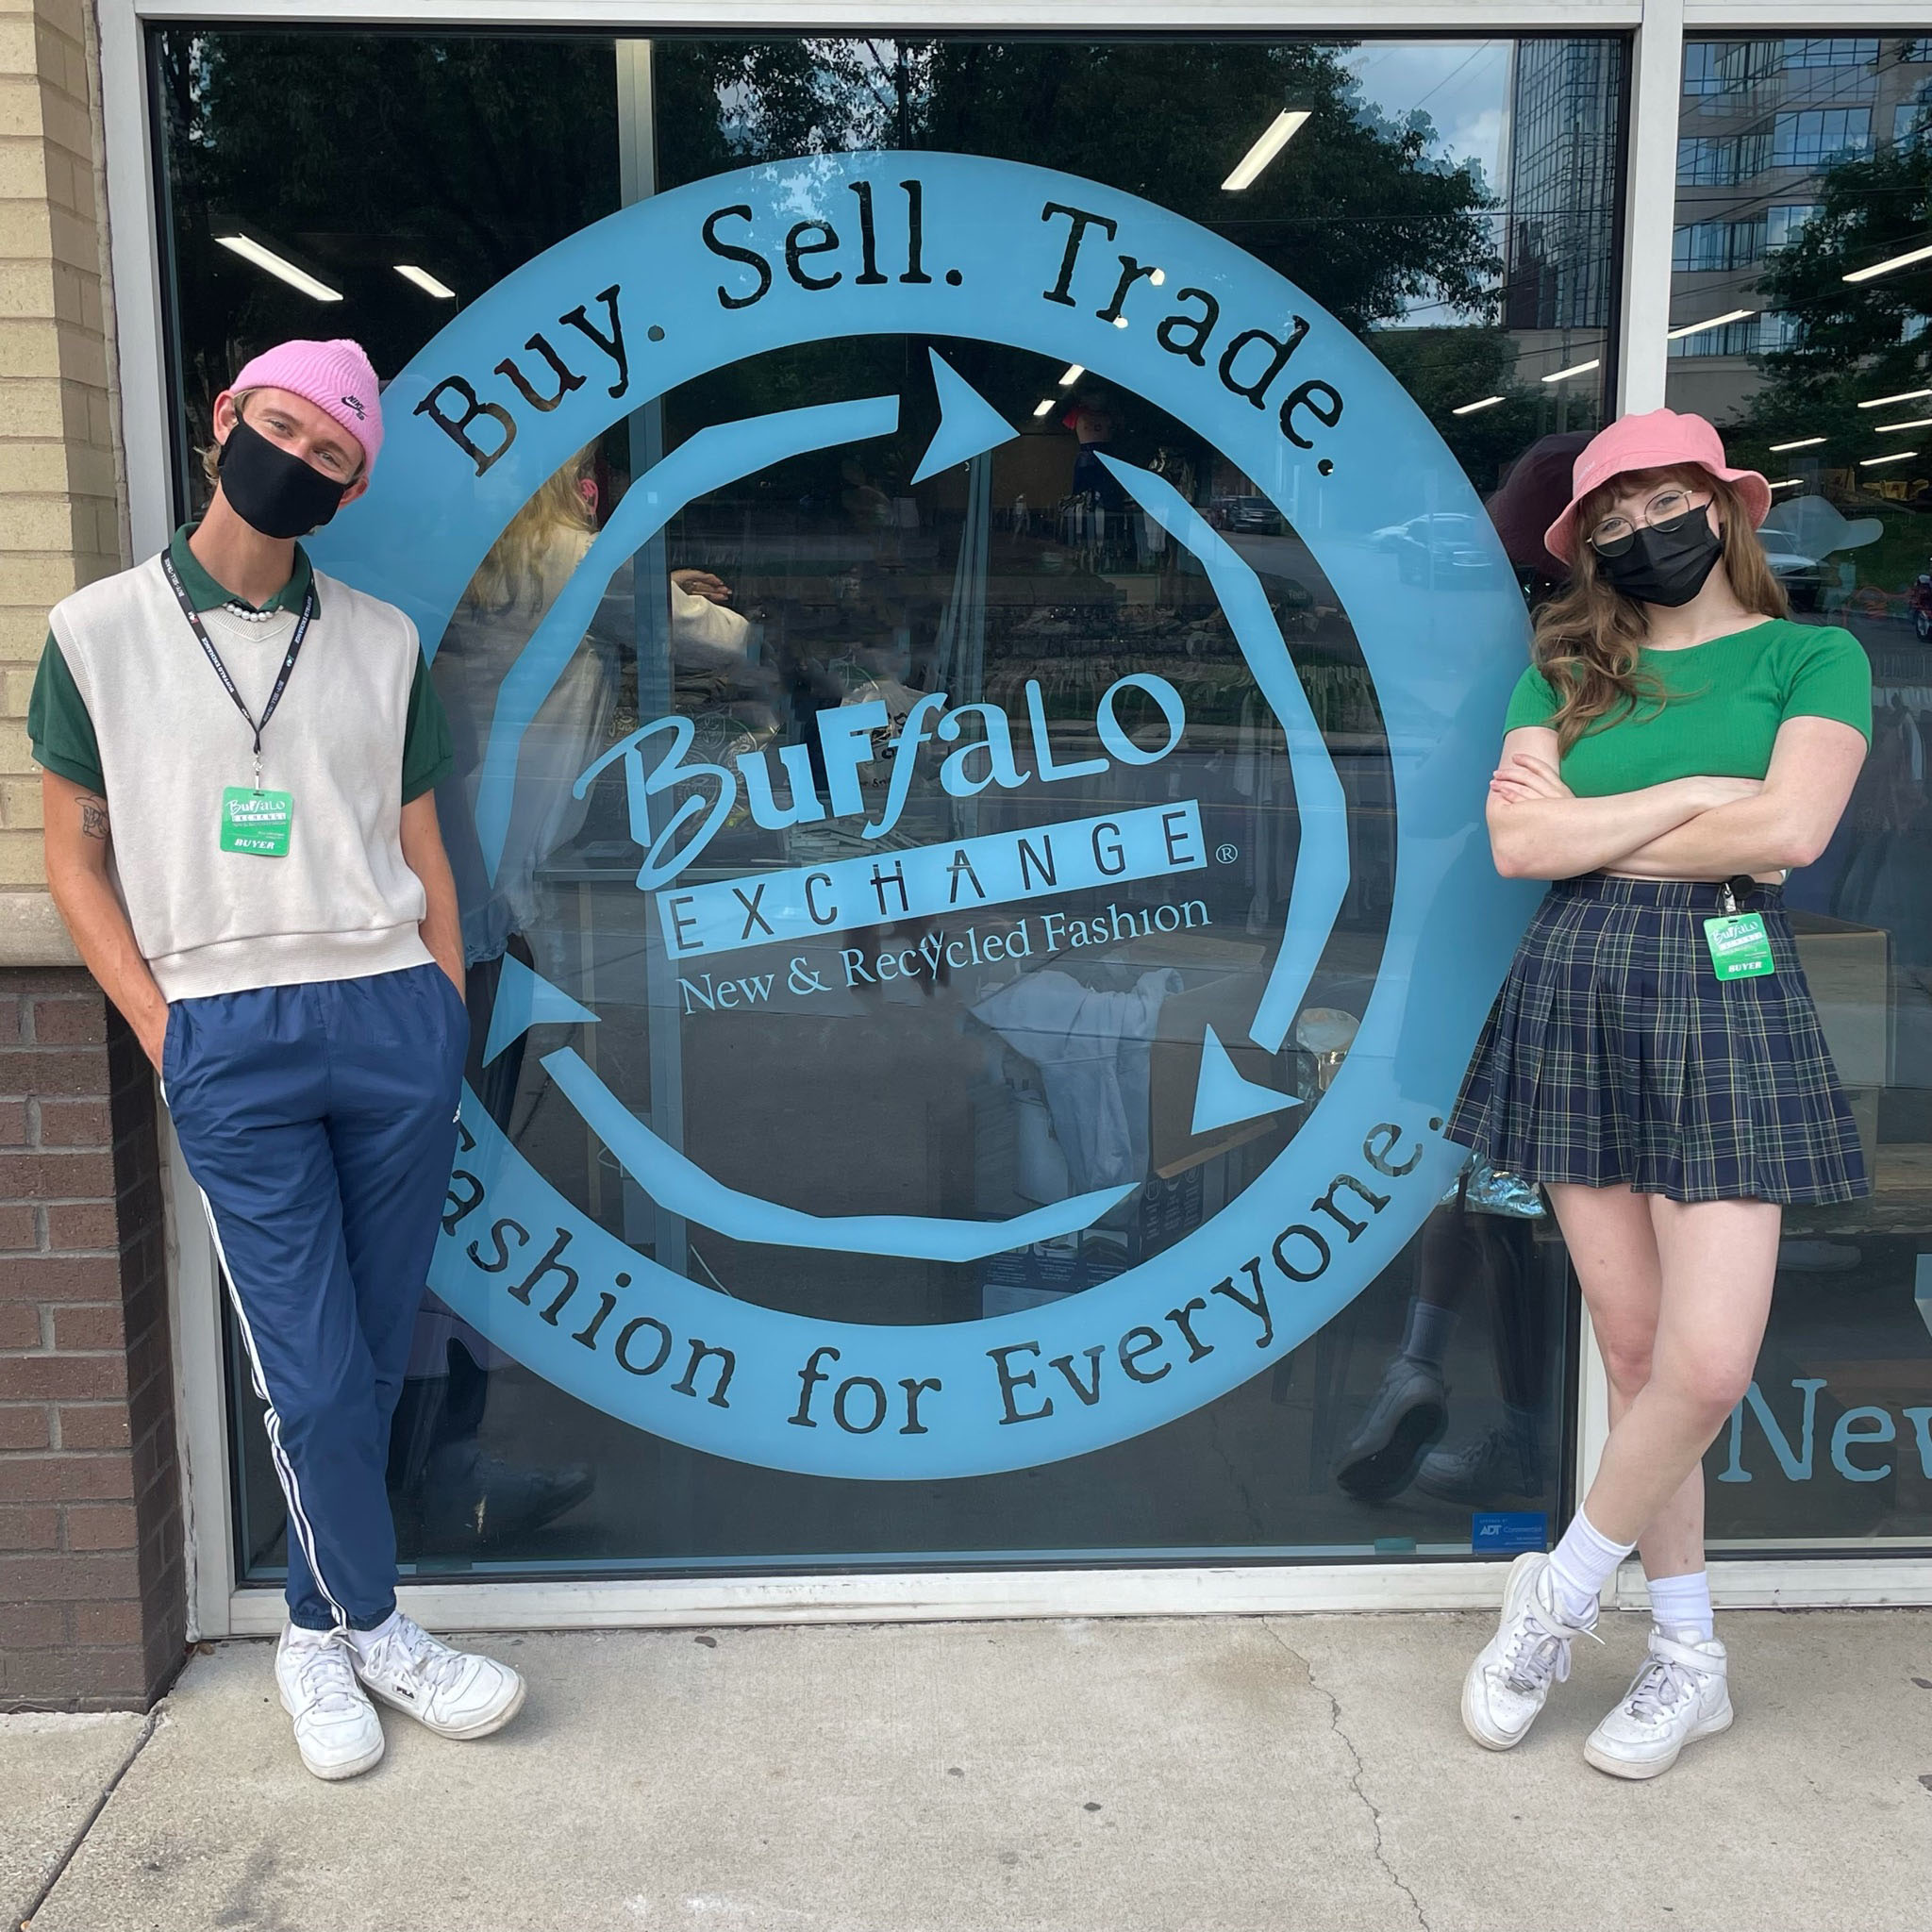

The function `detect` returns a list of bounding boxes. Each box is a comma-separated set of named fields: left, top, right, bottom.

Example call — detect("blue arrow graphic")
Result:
left=1191, top=1023, right=1302, bottom=1136
left=911, top=349, right=1020, bottom=483
left=482, top=955, right=599, bottom=1066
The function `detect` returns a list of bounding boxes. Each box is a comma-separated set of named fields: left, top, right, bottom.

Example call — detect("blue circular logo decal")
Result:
left=313, top=153, right=1539, bottom=1478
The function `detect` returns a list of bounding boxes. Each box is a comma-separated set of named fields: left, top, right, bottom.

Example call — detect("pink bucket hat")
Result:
left=227, top=338, right=384, bottom=473
left=1542, top=408, right=1770, bottom=566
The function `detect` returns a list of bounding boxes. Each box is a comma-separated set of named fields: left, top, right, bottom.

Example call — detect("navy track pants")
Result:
left=163, top=965, right=466, bottom=1630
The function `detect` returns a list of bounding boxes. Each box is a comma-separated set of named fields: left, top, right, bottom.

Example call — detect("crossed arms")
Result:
left=1485, top=713, right=1869, bottom=883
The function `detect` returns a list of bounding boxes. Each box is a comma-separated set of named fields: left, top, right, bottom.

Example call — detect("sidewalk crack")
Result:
left=1263, top=1621, right=1429, bottom=1932
left=13, top=1708, right=160, bottom=1932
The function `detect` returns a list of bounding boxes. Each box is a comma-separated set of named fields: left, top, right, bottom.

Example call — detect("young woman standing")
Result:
left=1448, top=409, right=1872, bottom=1779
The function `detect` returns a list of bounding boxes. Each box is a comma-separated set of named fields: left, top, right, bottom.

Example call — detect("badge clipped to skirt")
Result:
left=1704, top=876, right=1776, bottom=981
left=220, top=786, right=294, bottom=858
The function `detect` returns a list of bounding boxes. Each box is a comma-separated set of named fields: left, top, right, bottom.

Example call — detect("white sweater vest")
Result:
left=47, top=557, right=434, bottom=1000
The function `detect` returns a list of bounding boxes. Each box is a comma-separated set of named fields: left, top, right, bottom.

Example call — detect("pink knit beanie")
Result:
left=227, top=338, right=384, bottom=473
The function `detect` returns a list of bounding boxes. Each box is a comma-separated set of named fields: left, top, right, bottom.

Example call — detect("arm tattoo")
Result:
left=78, top=796, right=108, bottom=841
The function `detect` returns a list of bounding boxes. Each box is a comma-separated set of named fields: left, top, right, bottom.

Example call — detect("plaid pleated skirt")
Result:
left=1447, top=874, right=1869, bottom=1205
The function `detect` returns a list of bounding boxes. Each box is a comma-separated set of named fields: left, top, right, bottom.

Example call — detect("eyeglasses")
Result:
left=1586, top=487, right=1710, bottom=558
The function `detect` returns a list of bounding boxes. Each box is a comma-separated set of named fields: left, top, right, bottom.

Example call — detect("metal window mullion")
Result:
left=120, top=2, right=1650, bottom=25
left=222, top=1555, right=1932, bottom=1636
left=99, top=4, right=174, bottom=560
left=158, top=1109, right=238, bottom=1640
left=108, top=4, right=1932, bottom=38
left=1574, top=0, right=1691, bottom=1521
left=1616, top=0, right=1687, bottom=415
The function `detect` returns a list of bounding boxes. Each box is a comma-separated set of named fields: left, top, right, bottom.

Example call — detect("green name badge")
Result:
left=220, top=786, right=293, bottom=858
left=1704, top=911, right=1775, bottom=980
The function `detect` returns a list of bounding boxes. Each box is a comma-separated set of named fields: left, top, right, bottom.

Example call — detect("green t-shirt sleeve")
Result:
left=26, top=633, right=105, bottom=793
left=1502, top=665, right=1560, bottom=735
left=401, top=652, right=455, bottom=803
left=1781, top=625, right=1873, bottom=741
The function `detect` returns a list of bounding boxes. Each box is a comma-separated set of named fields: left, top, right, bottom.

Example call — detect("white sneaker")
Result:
left=275, top=1625, right=385, bottom=1781
left=1584, top=1626, right=1732, bottom=1780
left=350, top=1612, right=525, bottom=1740
left=1461, top=1551, right=1600, bottom=1752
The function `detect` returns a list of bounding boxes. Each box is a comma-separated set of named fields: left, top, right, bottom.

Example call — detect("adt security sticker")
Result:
left=1472, top=1512, right=1550, bottom=1554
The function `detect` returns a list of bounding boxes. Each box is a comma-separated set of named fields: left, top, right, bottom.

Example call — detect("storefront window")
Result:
left=155, top=27, right=1625, bottom=1586
left=1671, top=34, right=1932, bottom=1550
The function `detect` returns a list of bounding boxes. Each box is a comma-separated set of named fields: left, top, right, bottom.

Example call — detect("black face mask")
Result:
left=216, top=413, right=349, bottom=539
left=1594, top=511, right=1724, bottom=608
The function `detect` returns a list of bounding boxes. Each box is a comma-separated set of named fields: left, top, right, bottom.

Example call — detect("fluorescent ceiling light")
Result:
left=1451, top=394, right=1505, bottom=416
left=1858, top=387, right=1932, bottom=409
left=394, top=263, right=456, bottom=300
left=1844, top=242, right=1932, bottom=284
left=1666, top=308, right=1755, bottom=341
left=1859, top=449, right=1918, bottom=466
left=1875, top=415, right=1932, bottom=433
left=1541, top=358, right=1600, bottom=384
left=1032, top=397, right=1058, bottom=419
left=1222, top=109, right=1311, bottom=192
left=215, top=234, right=342, bottom=303
left=1769, top=436, right=1825, bottom=451
left=1057, top=364, right=1084, bottom=387
left=1769, top=476, right=1804, bottom=490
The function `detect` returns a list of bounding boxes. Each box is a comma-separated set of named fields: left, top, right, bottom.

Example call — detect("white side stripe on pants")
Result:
left=192, top=1182, right=351, bottom=1630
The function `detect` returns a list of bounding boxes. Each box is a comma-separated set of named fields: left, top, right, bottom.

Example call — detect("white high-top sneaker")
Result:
left=350, top=1612, right=525, bottom=1740
left=1584, top=1626, right=1732, bottom=1779
left=275, top=1625, right=385, bottom=1781
left=1461, top=1551, right=1600, bottom=1751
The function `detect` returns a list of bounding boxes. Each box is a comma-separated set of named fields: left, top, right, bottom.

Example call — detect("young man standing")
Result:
left=30, top=339, right=525, bottom=1780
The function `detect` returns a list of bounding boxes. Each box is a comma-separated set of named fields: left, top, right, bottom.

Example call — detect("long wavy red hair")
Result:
left=1532, top=464, right=1788, bottom=752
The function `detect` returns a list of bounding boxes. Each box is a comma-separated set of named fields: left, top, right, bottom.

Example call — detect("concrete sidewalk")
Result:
left=5, top=1609, right=1930, bottom=1932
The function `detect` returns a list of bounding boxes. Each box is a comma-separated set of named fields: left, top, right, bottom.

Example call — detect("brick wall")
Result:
left=0, top=970, right=181, bottom=1709
left=0, top=5, right=181, bottom=1712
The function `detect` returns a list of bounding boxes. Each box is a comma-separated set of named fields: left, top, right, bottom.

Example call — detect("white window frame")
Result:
left=97, top=0, right=1932, bottom=1636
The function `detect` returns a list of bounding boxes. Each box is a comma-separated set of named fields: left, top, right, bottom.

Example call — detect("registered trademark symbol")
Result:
left=1214, top=842, right=1240, bottom=865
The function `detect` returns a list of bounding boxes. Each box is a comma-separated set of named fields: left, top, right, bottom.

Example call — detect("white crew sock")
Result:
left=1646, top=1570, right=1715, bottom=1642
left=1401, top=1297, right=1456, bottom=1367
left=1545, top=1507, right=1635, bottom=1625
left=346, top=1609, right=401, bottom=1658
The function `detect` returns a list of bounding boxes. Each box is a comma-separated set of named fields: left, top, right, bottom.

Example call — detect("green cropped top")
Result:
left=1502, top=618, right=1872, bottom=798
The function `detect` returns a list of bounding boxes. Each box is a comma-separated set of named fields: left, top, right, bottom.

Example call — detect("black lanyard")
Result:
left=159, top=548, right=313, bottom=791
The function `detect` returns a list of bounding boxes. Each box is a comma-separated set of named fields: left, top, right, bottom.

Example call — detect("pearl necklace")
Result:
left=220, top=602, right=278, bottom=625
